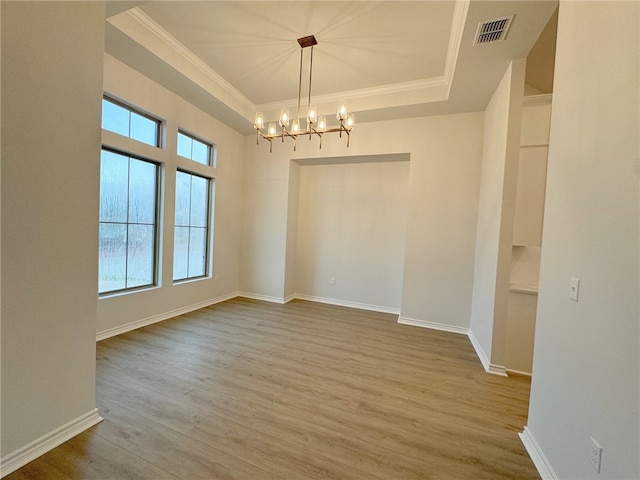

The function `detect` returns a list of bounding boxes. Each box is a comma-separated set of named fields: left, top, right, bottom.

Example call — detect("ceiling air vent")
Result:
left=473, top=15, right=514, bottom=46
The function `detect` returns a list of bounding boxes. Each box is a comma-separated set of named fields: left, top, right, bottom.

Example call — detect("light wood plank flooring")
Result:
left=7, top=298, right=540, bottom=479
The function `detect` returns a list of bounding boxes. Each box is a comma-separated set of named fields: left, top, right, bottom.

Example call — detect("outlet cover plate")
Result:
left=590, top=437, right=602, bottom=473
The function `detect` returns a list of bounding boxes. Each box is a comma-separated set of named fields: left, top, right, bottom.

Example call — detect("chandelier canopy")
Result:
left=254, top=35, right=355, bottom=153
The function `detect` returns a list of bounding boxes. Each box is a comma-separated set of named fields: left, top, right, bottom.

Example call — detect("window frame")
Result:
left=172, top=169, right=214, bottom=283
left=102, top=95, right=163, bottom=148
left=98, top=146, right=162, bottom=296
left=177, top=129, right=216, bottom=167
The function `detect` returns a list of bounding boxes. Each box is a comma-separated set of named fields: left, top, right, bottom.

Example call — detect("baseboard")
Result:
left=506, top=368, right=532, bottom=378
left=397, top=316, right=469, bottom=335
left=0, top=408, right=103, bottom=478
left=467, top=329, right=508, bottom=376
left=294, top=294, right=400, bottom=315
left=468, top=329, right=490, bottom=370
left=486, top=364, right=508, bottom=376
left=98, top=292, right=398, bottom=341
left=96, top=292, right=239, bottom=341
left=283, top=293, right=297, bottom=304
left=237, top=292, right=288, bottom=304
left=519, top=426, right=558, bottom=480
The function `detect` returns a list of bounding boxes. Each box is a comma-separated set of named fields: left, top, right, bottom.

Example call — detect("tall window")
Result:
left=173, top=171, right=211, bottom=281
left=102, top=97, right=161, bottom=147
left=177, top=130, right=215, bottom=166
left=99, top=149, right=159, bottom=294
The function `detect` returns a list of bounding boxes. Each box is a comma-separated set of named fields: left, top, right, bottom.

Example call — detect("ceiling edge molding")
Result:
left=443, top=0, right=471, bottom=94
left=258, top=0, right=469, bottom=114
left=255, top=76, right=449, bottom=113
left=110, top=8, right=256, bottom=116
left=107, top=3, right=470, bottom=127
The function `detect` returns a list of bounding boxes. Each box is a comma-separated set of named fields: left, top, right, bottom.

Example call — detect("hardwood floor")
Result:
left=7, top=298, right=540, bottom=479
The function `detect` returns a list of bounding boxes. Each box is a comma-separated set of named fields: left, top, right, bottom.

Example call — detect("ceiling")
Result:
left=104, top=1, right=558, bottom=135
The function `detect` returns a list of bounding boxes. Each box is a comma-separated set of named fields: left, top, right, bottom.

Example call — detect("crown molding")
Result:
left=109, top=8, right=256, bottom=115
left=108, top=2, right=469, bottom=126
left=444, top=0, right=470, bottom=91
left=256, top=76, right=449, bottom=113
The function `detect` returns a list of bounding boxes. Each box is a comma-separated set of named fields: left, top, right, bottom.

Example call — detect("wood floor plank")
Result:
left=7, top=298, right=540, bottom=479
left=7, top=429, right=179, bottom=480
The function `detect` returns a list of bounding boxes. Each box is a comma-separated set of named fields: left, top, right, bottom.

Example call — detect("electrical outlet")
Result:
left=330, top=277, right=336, bottom=285
left=590, top=437, right=602, bottom=473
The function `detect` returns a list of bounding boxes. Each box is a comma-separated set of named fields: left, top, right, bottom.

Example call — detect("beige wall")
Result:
left=525, top=2, right=639, bottom=478
left=469, top=59, right=525, bottom=372
left=242, top=112, right=484, bottom=329
left=295, top=161, right=409, bottom=311
left=96, top=54, right=245, bottom=337
left=1, top=0, right=105, bottom=466
left=505, top=98, right=551, bottom=375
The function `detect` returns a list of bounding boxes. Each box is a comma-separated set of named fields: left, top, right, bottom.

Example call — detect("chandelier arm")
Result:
left=254, top=35, right=353, bottom=153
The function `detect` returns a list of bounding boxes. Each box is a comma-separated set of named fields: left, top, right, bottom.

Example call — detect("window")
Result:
left=102, top=97, right=161, bottom=147
left=99, top=149, right=159, bottom=294
left=177, top=130, right=215, bottom=166
left=173, top=171, right=212, bottom=281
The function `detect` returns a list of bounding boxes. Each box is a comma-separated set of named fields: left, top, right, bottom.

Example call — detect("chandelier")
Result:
left=253, top=35, right=355, bottom=153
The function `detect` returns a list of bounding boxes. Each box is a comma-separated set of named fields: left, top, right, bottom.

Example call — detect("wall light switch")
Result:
left=569, top=277, right=580, bottom=301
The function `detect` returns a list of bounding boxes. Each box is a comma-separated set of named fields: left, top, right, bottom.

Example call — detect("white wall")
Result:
left=524, top=2, right=639, bottom=478
left=505, top=98, right=551, bottom=375
left=1, top=1, right=105, bottom=471
left=284, top=161, right=300, bottom=300
left=295, top=161, right=409, bottom=312
left=398, top=114, right=484, bottom=329
left=96, top=54, right=245, bottom=337
left=242, top=112, right=484, bottom=330
left=469, top=59, right=525, bottom=373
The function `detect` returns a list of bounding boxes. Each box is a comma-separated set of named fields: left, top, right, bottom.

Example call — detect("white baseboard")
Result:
left=467, top=329, right=508, bottom=376
left=0, top=408, right=103, bottom=478
left=283, top=293, right=297, bottom=304
left=239, top=292, right=400, bottom=315
left=468, top=329, right=490, bottom=370
left=519, top=426, right=558, bottom=480
left=98, top=292, right=398, bottom=342
left=486, top=364, right=508, bottom=376
left=294, top=294, right=400, bottom=315
left=96, top=292, right=239, bottom=341
left=237, top=292, right=288, bottom=304
left=397, top=316, right=469, bottom=335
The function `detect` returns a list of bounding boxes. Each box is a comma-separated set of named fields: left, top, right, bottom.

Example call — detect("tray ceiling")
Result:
left=105, top=1, right=558, bottom=134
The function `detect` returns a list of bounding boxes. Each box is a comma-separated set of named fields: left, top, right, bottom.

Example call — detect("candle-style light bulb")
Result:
left=267, top=123, right=277, bottom=136
left=307, top=104, right=317, bottom=125
left=346, top=113, right=355, bottom=129
left=291, top=118, right=301, bottom=133
left=254, top=112, right=264, bottom=130
left=337, top=100, right=348, bottom=121
left=279, top=108, right=289, bottom=127
left=317, top=116, right=327, bottom=132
